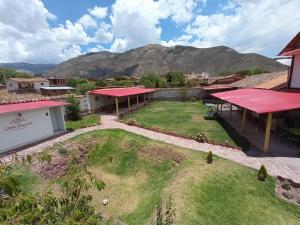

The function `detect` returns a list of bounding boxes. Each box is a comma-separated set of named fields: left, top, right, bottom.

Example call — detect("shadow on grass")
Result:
left=216, top=115, right=251, bottom=152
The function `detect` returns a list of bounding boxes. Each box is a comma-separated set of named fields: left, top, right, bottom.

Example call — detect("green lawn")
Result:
left=121, top=101, right=236, bottom=146
left=66, top=114, right=99, bottom=130
left=16, top=129, right=300, bottom=225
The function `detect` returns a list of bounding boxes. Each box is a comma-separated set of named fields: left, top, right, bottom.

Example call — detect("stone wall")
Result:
left=153, top=88, right=203, bottom=100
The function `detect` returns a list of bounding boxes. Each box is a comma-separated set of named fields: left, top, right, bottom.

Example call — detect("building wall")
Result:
left=153, top=88, right=203, bottom=100
left=33, top=81, right=49, bottom=90
left=0, top=108, right=54, bottom=153
left=290, top=56, right=300, bottom=88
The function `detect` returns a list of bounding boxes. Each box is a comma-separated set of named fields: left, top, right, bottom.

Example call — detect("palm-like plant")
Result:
left=0, top=161, right=19, bottom=200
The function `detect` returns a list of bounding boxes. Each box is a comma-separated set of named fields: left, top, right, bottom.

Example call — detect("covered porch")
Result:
left=89, top=87, right=156, bottom=117
left=212, top=88, right=300, bottom=155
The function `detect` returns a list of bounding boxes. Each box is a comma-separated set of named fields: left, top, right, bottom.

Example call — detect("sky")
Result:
left=0, top=0, right=299, bottom=64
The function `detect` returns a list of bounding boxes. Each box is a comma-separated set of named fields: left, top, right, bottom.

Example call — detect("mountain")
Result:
left=45, top=45, right=287, bottom=78
left=0, top=62, right=55, bottom=74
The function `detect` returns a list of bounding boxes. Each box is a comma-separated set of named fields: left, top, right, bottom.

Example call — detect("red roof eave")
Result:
left=90, top=87, right=156, bottom=97
left=212, top=88, right=300, bottom=114
left=0, top=101, right=68, bottom=115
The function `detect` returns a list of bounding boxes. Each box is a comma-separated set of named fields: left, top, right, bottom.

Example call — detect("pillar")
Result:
left=229, top=103, right=233, bottom=122
left=241, top=109, right=247, bottom=132
left=220, top=101, right=223, bottom=115
left=148, top=92, right=151, bottom=101
left=115, top=97, right=119, bottom=117
left=263, top=112, right=273, bottom=153
left=137, top=95, right=139, bottom=104
left=127, top=96, right=131, bottom=111
left=143, top=93, right=146, bottom=104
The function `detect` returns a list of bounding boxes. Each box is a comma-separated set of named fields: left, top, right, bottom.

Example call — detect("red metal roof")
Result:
left=90, top=87, right=156, bottom=97
left=0, top=101, right=68, bottom=115
left=278, top=32, right=300, bottom=56
left=212, top=88, right=300, bottom=114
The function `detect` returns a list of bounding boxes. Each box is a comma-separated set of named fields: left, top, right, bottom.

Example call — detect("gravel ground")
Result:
left=1, top=114, right=299, bottom=182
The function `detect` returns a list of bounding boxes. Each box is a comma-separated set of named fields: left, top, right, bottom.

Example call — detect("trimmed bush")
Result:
left=66, top=96, right=81, bottom=121
left=257, top=165, right=268, bottom=181
left=206, top=151, right=213, bottom=164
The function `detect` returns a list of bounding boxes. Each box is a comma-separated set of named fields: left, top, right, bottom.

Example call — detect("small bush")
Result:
left=58, top=147, right=68, bottom=156
left=195, top=132, right=208, bottom=143
left=127, top=119, right=137, bottom=126
left=190, top=97, right=198, bottom=101
left=206, top=151, right=213, bottom=164
left=66, top=96, right=81, bottom=121
left=257, top=165, right=268, bottom=181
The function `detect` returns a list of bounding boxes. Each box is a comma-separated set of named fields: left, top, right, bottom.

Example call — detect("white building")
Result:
left=6, top=77, right=49, bottom=93
left=0, top=100, right=67, bottom=153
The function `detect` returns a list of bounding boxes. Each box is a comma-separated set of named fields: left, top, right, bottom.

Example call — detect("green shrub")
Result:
left=58, top=147, right=68, bottom=156
left=206, top=151, right=213, bottom=164
left=66, top=96, right=81, bottom=121
left=190, top=97, right=198, bottom=101
left=257, top=165, right=268, bottom=181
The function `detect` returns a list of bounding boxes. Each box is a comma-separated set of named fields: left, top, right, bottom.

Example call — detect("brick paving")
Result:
left=1, top=115, right=299, bottom=182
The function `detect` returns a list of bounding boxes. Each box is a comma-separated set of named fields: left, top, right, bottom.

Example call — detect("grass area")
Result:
left=66, top=114, right=99, bottom=130
left=16, top=129, right=300, bottom=225
left=121, top=101, right=236, bottom=146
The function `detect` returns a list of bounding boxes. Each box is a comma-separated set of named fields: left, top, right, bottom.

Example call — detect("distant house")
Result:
left=278, top=32, right=300, bottom=89
left=48, top=77, right=67, bottom=86
left=208, top=74, right=243, bottom=85
left=40, top=86, right=74, bottom=96
left=6, top=77, right=49, bottom=93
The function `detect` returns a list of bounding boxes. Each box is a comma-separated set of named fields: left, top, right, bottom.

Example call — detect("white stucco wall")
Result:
left=33, top=81, right=49, bottom=90
left=0, top=108, right=54, bottom=153
left=6, top=80, right=19, bottom=91
left=290, top=55, right=300, bottom=88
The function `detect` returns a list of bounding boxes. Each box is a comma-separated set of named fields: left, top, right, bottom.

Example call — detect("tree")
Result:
left=66, top=96, right=81, bottom=121
left=257, top=165, right=268, bottom=181
left=166, top=71, right=186, bottom=87
left=140, top=71, right=164, bottom=88
left=206, top=151, right=213, bottom=164
left=77, top=82, right=96, bottom=94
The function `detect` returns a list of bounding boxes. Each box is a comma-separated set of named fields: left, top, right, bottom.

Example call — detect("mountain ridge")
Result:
left=44, top=44, right=288, bottom=78
left=0, top=62, right=55, bottom=74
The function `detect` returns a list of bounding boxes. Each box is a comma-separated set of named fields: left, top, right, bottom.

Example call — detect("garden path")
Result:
left=1, top=115, right=299, bottom=182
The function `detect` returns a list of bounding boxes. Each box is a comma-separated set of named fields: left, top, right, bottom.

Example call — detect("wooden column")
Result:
left=216, top=100, right=219, bottom=112
left=137, top=95, right=139, bottom=104
left=229, top=103, right=233, bottom=122
left=241, top=109, right=247, bottom=132
left=220, top=101, right=223, bottom=115
left=148, top=92, right=151, bottom=101
left=143, top=93, right=146, bottom=104
left=127, top=96, right=131, bottom=111
left=263, top=112, right=273, bottom=153
left=115, top=97, right=119, bottom=117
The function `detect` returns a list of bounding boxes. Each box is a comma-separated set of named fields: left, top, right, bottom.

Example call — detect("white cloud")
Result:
left=78, top=14, right=97, bottom=29
left=110, top=38, right=127, bottom=52
left=95, top=28, right=113, bottom=43
left=88, top=6, right=108, bottom=19
left=184, top=0, right=300, bottom=56
left=0, top=0, right=91, bottom=63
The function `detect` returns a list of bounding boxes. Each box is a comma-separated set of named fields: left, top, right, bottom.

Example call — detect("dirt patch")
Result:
left=138, top=143, right=184, bottom=166
left=276, top=176, right=300, bottom=205
left=192, top=114, right=204, bottom=121
left=31, top=137, right=107, bottom=179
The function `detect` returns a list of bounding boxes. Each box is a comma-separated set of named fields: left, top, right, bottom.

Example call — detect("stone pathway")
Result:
left=1, top=115, right=300, bottom=182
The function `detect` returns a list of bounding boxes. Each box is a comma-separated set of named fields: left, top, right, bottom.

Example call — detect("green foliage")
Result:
left=37, top=151, right=52, bottom=168
left=66, top=78, right=88, bottom=87
left=257, top=165, right=268, bottom=181
left=0, top=68, right=33, bottom=84
left=0, top=155, right=105, bottom=224
left=114, top=76, right=127, bottom=81
left=0, top=162, right=20, bottom=199
left=166, top=71, right=186, bottom=87
left=66, top=96, right=81, bottom=121
left=140, top=71, right=165, bottom=88
left=206, top=151, right=213, bottom=164
left=77, top=82, right=96, bottom=94
left=220, top=68, right=269, bottom=77
left=95, top=79, right=107, bottom=87
left=110, top=79, right=134, bottom=87
left=195, top=132, right=208, bottom=143
left=155, top=195, right=175, bottom=225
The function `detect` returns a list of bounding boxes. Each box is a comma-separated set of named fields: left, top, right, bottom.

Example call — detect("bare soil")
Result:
left=276, top=176, right=300, bottom=206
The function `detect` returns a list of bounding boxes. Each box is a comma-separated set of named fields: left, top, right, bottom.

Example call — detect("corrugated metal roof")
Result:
left=212, top=88, right=300, bottom=114
left=278, top=32, right=300, bottom=56
left=90, top=87, right=156, bottom=97
left=41, top=86, right=74, bottom=90
left=0, top=101, right=68, bottom=115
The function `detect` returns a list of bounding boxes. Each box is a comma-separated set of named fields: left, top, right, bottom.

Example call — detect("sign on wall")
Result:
left=3, top=115, right=32, bottom=132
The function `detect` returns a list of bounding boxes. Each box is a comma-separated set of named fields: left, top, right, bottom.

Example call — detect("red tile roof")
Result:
left=90, top=87, right=156, bottom=97
left=0, top=101, right=68, bottom=115
left=212, top=88, right=300, bottom=114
